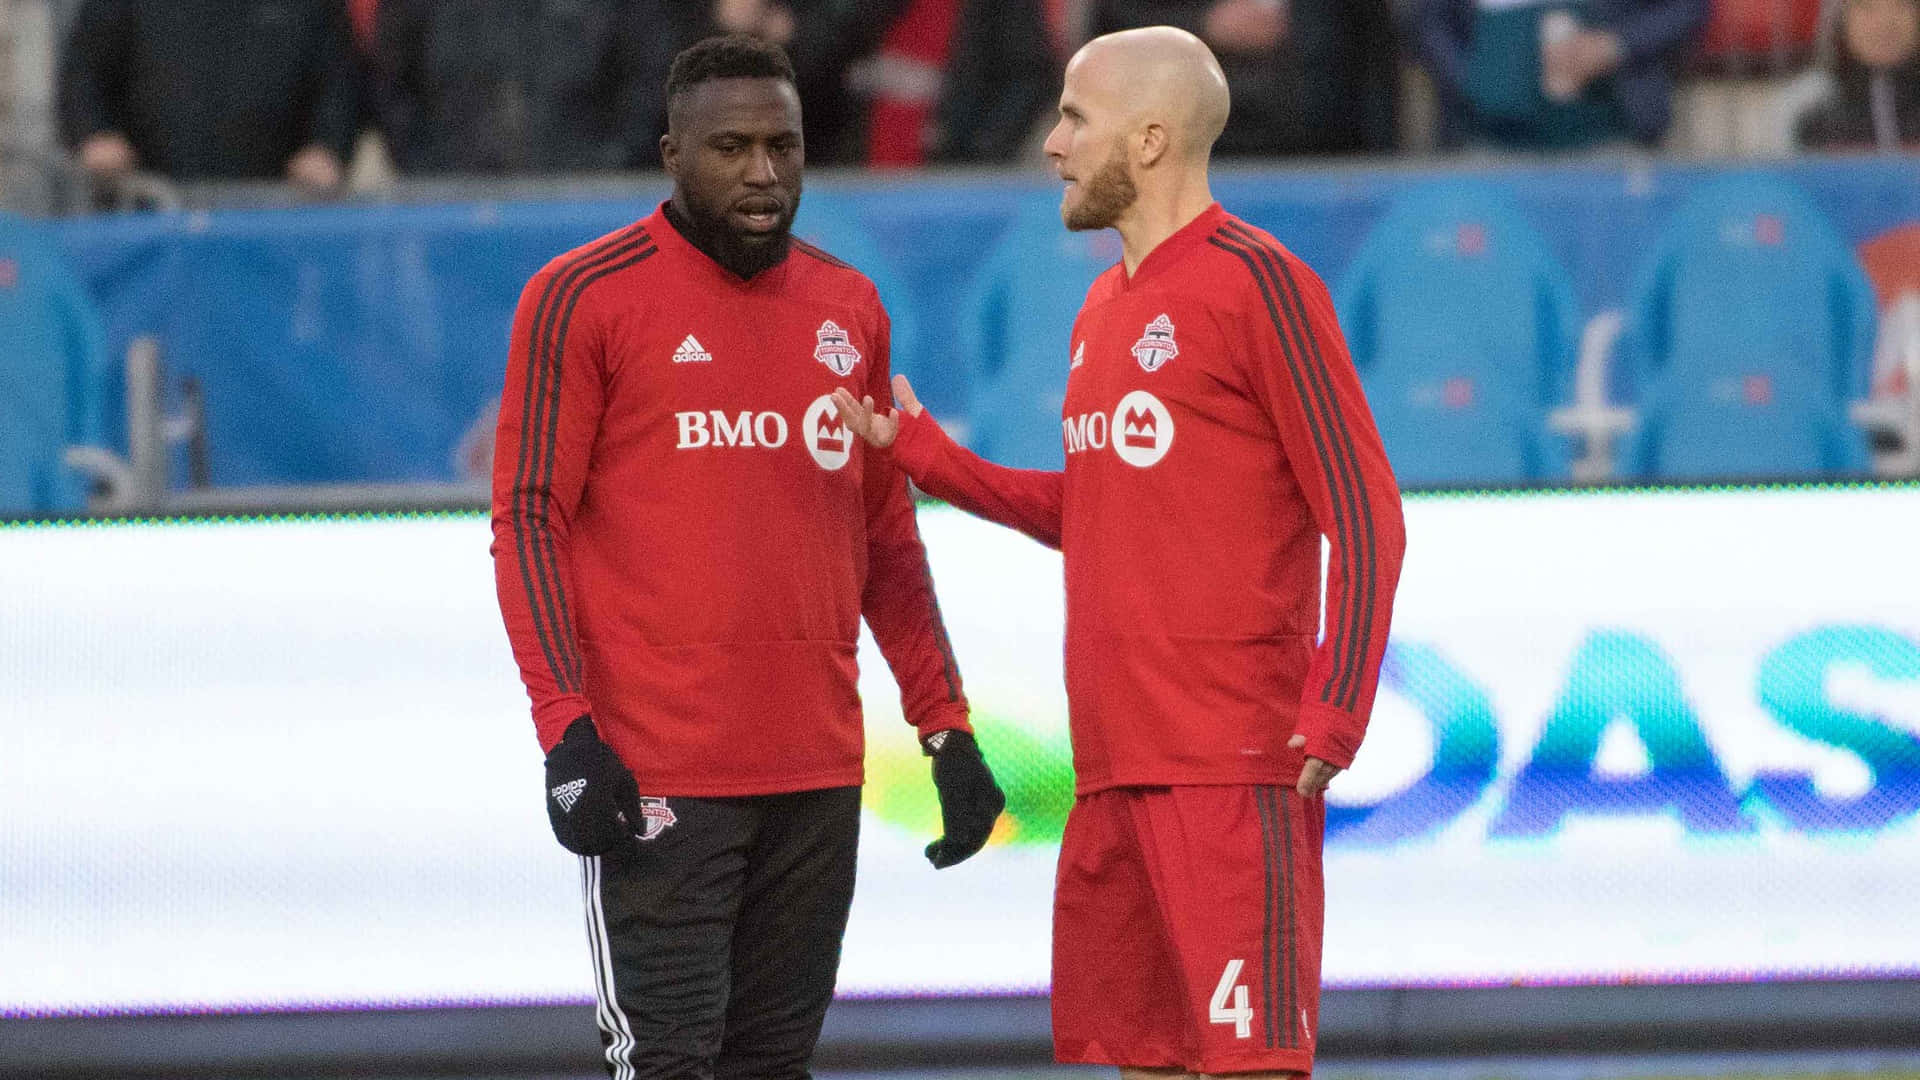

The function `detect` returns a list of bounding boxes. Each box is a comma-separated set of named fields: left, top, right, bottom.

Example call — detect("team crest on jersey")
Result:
left=814, top=320, right=861, bottom=376
left=636, top=796, right=677, bottom=841
left=1131, top=314, right=1179, bottom=372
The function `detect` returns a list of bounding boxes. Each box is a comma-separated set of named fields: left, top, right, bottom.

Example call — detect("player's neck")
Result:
left=1115, top=175, right=1216, bottom=278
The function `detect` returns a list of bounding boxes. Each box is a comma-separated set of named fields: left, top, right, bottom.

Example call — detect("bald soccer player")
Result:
left=834, top=27, right=1406, bottom=1080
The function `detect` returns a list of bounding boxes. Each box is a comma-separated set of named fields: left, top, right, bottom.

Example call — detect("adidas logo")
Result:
left=673, top=334, right=712, bottom=364
left=550, top=778, right=588, bottom=813
left=1070, top=342, right=1085, bottom=369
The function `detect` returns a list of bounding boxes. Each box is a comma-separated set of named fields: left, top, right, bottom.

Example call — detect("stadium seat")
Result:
left=1615, top=174, right=1878, bottom=481
left=956, top=191, right=1120, bottom=468
left=0, top=211, right=112, bottom=514
left=1334, top=181, right=1581, bottom=488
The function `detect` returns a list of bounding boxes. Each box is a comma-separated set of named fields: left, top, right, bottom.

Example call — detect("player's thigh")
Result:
left=585, top=794, right=756, bottom=1080
left=1133, top=785, right=1325, bottom=1077
left=1051, top=790, right=1191, bottom=1070
left=714, top=785, right=861, bottom=1080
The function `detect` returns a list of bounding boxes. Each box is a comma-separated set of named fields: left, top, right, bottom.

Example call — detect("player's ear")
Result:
left=1137, top=122, right=1169, bottom=169
left=660, top=132, right=679, bottom=180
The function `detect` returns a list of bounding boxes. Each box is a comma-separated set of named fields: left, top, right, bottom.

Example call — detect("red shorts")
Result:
left=1052, top=785, right=1326, bottom=1076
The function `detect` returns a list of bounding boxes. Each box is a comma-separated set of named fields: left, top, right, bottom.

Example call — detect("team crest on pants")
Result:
left=814, top=320, right=861, bottom=376
left=637, top=796, right=677, bottom=840
left=1132, top=314, right=1179, bottom=372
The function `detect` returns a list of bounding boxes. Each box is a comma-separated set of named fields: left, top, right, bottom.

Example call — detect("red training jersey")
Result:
left=491, top=205, right=969, bottom=797
left=892, top=203, right=1404, bottom=794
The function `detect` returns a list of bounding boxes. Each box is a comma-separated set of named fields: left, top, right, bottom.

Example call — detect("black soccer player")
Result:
left=489, top=36, right=1006, bottom=1080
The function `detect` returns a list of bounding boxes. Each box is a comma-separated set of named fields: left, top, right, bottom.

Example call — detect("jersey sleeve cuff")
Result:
left=533, top=696, right=595, bottom=754
left=911, top=704, right=972, bottom=741
left=890, top=410, right=947, bottom=479
left=1291, top=700, right=1364, bottom=770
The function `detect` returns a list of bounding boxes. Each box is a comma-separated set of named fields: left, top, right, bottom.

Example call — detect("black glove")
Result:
left=544, top=715, right=644, bottom=856
left=921, top=728, right=1006, bottom=869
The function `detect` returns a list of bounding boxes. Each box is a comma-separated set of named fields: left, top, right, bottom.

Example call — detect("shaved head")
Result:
left=1042, top=24, right=1228, bottom=245
left=1069, top=26, right=1229, bottom=164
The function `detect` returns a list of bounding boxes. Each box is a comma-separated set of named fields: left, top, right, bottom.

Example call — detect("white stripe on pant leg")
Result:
left=582, top=855, right=638, bottom=1080
left=580, top=858, right=616, bottom=1039
left=583, top=856, right=635, bottom=1080
left=579, top=858, right=624, bottom=1078
left=587, top=856, right=638, bottom=1080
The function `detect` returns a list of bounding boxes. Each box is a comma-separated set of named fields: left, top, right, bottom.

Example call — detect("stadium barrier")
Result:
left=26, top=154, right=1920, bottom=509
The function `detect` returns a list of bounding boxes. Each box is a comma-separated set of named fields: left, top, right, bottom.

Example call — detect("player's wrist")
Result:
left=534, top=696, right=596, bottom=754
left=919, top=725, right=975, bottom=757
left=889, top=408, right=940, bottom=470
left=914, top=712, right=972, bottom=753
left=1291, top=702, right=1360, bottom=770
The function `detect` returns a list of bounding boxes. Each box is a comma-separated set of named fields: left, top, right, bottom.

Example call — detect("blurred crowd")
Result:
left=44, top=0, right=1920, bottom=197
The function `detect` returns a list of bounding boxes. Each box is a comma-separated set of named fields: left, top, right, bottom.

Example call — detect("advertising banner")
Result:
left=2, top=486, right=1916, bottom=1015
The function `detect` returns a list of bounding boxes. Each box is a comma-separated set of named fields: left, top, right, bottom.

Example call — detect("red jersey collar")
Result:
left=645, top=201, right=794, bottom=291
left=1120, top=202, right=1229, bottom=290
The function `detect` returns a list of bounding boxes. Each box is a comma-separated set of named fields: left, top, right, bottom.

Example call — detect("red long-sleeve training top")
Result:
left=891, top=204, right=1404, bottom=794
left=491, top=205, right=968, bottom=796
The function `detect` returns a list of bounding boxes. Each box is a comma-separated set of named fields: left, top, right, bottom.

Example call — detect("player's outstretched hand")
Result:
left=1287, top=733, right=1343, bottom=798
left=921, top=729, right=1006, bottom=869
left=544, top=715, right=646, bottom=856
left=831, top=374, right=926, bottom=450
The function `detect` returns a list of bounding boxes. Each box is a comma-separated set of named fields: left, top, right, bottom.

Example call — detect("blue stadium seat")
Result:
left=1615, top=174, right=1877, bottom=480
left=1335, top=181, right=1580, bottom=488
left=956, top=191, right=1120, bottom=469
left=0, top=212, right=111, bottom=514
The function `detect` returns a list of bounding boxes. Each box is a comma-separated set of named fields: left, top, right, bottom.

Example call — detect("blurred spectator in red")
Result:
left=371, top=0, right=678, bottom=174
left=56, top=0, right=359, bottom=190
left=930, top=0, right=1064, bottom=162
left=1794, top=0, right=1920, bottom=152
left=1087, top=0, right=1400, bottom=155
left=347, top=0, right=381, bottom=48
left=862, top=0, right=961, bottom=165
left=1412, top=0, right=1709, bottom=150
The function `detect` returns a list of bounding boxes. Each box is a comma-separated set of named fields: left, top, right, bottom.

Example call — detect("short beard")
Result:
left=673, top=184, right=803, bottom=279
left=1063, top=143, right=1137, bottom=232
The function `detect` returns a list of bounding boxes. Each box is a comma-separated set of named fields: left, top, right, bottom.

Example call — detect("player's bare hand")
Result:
left=831, top=388, right=898, bottom=448
left=889, top=374, right=925, bottom=418
left=832, top=376, right=925, bottom=450
left=1288, top=733, right=1342, bottom=798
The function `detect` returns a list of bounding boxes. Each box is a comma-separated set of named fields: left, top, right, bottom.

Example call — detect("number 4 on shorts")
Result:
left=1209, top=958, right=1253, bottom=1039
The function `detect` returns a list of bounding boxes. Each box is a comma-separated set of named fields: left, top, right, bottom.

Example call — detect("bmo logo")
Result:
left=1065, top=390, right=1174, bottom=468
left=676, top=410, right=790, bottom=450
left=673, top=395, right=851, bottom=472
left=802, top=394, right=852, bottom=471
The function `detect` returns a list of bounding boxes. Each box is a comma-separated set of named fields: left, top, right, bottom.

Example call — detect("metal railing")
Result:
left=61, top=336, right=490, bottom=516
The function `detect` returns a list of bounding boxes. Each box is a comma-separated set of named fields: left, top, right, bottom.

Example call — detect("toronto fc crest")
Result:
left=1132, top=314, right=1179, bottom=372
left=814, top=319, right=862, bottom=376
left=636, top=796, right=677, bottom=841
